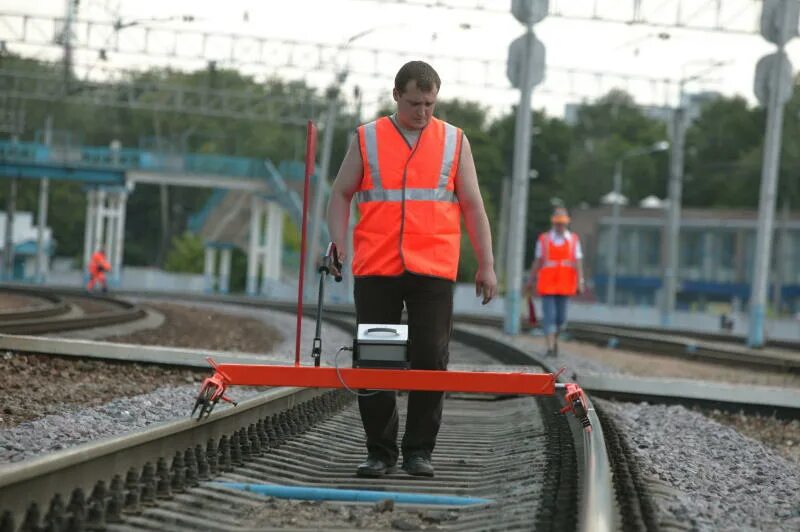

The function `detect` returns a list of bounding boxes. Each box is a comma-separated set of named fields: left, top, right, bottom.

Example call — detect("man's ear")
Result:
left=392, top=88, right=400, bottom=102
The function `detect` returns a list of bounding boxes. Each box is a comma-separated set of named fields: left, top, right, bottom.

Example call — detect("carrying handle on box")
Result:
left=365, top=327, right=400, bottom=336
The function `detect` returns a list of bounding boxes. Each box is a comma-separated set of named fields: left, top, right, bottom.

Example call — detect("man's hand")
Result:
left=524, top=277, right=534, bottom=295
left=475, top=265, right=498, bottom=305
left=329, top=249, right=346, bottom=279
left=578, top=278, right=586, bottom=295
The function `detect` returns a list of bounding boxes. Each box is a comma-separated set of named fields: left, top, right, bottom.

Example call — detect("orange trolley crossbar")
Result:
left=202, top=363, right=556, bottom=395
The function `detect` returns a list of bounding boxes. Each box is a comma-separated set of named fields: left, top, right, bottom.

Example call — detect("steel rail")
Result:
left=0, top=287, right=70, bottom=321
left=0, top=387, right=328, bottom=530
left=569, top=320, right=800, bottom=351
left=565, top=322, right=800, bottom=371
left=0, top=286, right=147, bottom=335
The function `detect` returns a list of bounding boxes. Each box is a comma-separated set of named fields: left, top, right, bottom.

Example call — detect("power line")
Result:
left=0, top=11, right=681, bottom=105
left=349, top=0, right=765, bottom=35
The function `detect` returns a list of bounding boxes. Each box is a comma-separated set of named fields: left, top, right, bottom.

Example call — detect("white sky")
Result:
left=3, top=0, right=800, bottom=119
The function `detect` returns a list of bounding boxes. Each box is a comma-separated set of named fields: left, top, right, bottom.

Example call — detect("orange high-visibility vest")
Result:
left=353, top=116, right=463, bottom=280
left=536, top=232, right=579, bottom=296
left=88, top=251, right=110, bottom=276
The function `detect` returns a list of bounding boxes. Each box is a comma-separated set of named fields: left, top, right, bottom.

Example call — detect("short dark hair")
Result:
left=394, top=61, right=441, bottom=94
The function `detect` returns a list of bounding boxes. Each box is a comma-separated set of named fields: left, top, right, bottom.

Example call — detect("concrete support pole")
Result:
left=606, top=161, right=623, bottom=306
left=246, top=195, right=263, bottom=296
left=35, top=178, right=49, bottom=283
left=702, top=232, right=714, bottom=280
left=2, top=178, right=17, bottom=280
left=661, top=107, right=686, bottom=326
left=204, top=246, right=217, bottom=293
left=93, top=189, right=106, bottom=253
left=748, top=46, right=790, bottom=347
left=503, top=23, right=535, bottom=336
left=112, top=192, right=127, bottom=285
left=83, top=189, right=96, bottom=274
left=264, top=201, right=284, bottom=282
left=104, top=195, right=116, bottom=269
left=219, top=247, right=232, bottom=294
left=36, top=116, right=52, bottom=284
left=773, top=200, right=789, bottom=314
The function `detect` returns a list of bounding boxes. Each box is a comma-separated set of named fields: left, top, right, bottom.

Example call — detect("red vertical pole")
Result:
left=296, top=121, right=317, bottom=366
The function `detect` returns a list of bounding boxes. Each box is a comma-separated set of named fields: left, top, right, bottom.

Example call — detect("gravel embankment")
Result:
left=0, top=303, right=351, bottom=464
left=65, top=295, right=120, bottom=315
left=105, top=301, right=283, bottom=353
left=599, top=400, right=800, bottom=531
left=701, top=408, right=800, bottom=465
left=0, top=353, right=203, bottom=429
left=0, top=293, right=42, bottom=311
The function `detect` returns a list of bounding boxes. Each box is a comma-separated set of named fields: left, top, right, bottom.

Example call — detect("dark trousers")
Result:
left=354, top=273, right=454, bottom=464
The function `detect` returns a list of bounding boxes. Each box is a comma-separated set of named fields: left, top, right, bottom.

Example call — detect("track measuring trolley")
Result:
left=191, top=121, right=592, bottom=445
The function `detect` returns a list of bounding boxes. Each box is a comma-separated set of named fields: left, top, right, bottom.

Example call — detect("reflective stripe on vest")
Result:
left=355, top=120, right=460, bottom=205
left=353, top=116, right=463, bottom=280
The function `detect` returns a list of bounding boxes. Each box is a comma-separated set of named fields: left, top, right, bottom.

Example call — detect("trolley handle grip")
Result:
left=319, top=242, right=343, bottom=282
left=365, top=327, right=400, bottom=336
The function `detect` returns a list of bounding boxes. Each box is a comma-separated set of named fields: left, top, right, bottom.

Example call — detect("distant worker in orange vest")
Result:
left=87, top=248, right=111, bottom=293
left=327, top=61, right=497, bottom=478
left=526, top=207, right=585, bottom=357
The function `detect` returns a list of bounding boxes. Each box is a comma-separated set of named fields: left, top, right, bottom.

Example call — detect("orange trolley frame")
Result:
left=190, top=120, right=591, bottom=430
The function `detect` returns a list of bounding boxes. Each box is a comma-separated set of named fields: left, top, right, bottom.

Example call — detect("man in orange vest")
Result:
left=87, top=248, right=111, bottom=292
left=526, top=208, right=585, bottom=357
left=327, top=61, right=497, bottom=478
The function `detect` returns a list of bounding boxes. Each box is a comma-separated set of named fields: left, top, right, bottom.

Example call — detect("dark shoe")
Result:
left=356, top=456, right=393, bottom=478
left=553, top=343, right=559, bottom=357
left=545, top=348, right=555, bottom=358
left=402, top=454, right=434, bottom=477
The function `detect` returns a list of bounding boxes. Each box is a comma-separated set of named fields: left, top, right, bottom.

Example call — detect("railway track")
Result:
left=6, top=284, right=796, bottom=372
left=0, top=287, right=146, bottom=335
left=450, top=311, right=800, bottom=372
left=2, top=287, right=796, bottom=530
left=564, top=322, right=800, bottom=371
left=0, top=298, right=618, bottom=532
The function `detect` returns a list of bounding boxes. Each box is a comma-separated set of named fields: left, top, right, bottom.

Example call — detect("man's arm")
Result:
left=326, top=134, right=363, bottom=274
left=455, top=135, right=497, bottom=304
left=577, top=258, right=585, bottom=294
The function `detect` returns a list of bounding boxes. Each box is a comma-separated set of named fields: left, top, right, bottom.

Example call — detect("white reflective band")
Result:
left=356, top=188, right=458, bottom=203
left=363, top=121, right=382, bottom=190
left=543, top=260, right=576, bottom=268
left=438, top=123, right=458, bottom=188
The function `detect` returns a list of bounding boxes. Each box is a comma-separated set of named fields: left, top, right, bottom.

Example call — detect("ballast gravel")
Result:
left=0, top=305, right=352, bottom=465
left=598, top=399, right=800, bottom=532
left=0, top=383, right=267, bottom=465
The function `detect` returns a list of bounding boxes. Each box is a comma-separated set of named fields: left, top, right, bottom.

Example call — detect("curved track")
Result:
left=0, top=286, right=69, bottom=322
left=0, top=287, right=146, bottom=335
left=0, top=298, right=617, bottom=532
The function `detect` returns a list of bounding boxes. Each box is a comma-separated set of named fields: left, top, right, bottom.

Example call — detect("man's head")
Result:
left=551, top=207, right=570, bottom=234
left=393, top=61, right=440, bottom=130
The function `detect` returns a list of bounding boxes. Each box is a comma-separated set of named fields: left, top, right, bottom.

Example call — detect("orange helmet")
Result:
left=551, top=207, right=570, bottom=225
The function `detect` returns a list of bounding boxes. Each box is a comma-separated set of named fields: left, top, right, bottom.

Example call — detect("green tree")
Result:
left=164, top=232, right=204, bottom=273
left=684, top=96, right=763, bottom=207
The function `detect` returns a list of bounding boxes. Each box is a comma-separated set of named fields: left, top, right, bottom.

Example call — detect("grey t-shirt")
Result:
left=390, top=114, right=421, bottom=147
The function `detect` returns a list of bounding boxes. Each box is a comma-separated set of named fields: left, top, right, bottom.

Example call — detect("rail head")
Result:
left=450, top=327, right=619, bottom=532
